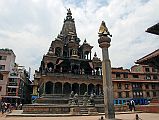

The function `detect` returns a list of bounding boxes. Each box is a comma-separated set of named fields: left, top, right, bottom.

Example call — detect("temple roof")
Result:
left=146, top=23, right=159, bottom=35
left=136, top=49, right=159, bottom=68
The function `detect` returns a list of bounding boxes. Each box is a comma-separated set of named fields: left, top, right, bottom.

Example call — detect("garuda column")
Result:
left=98, top=21, right=115, bottom=119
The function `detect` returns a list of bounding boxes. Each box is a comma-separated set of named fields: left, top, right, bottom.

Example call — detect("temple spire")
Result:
left=64, top=8, right=74, bottom=22
left=61, top=8, right=77, bottom=43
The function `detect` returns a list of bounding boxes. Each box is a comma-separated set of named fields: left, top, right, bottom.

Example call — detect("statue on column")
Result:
left=98, top=21, right=112, bottom=37
left=88, top=93, right=95, bottom=106
left=83, top=92, right=88, bottom=106
left=73, top=93, right=79, bottom=105
left=69, top=91, right=74, bottom=105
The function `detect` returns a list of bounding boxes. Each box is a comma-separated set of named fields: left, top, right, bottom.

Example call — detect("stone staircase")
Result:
left=80, top=107, right=88, bottom=114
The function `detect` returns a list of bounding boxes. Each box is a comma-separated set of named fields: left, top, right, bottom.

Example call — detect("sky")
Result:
left=0, top=0, right=159, bottom=79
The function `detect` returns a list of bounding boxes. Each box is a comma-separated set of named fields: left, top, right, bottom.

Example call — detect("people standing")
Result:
left=130, top=100, right=135, bottom=111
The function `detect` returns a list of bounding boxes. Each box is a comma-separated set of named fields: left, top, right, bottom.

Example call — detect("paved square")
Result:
left=1, top=113, right=159, bottom=120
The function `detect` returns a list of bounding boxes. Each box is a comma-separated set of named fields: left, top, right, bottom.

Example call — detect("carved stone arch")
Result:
left=63, top=82, right=71, bottom=95
left=80, top=83, right=87, bottom=95
left=72, top=83, right=79, bottom=94
left=88, top=83, right=95, bottom=95
left=45, top=81, right=53, bottom=94
left=54, top=82, right=62, bottom=94
left=96, top=84, right=101, bottom=95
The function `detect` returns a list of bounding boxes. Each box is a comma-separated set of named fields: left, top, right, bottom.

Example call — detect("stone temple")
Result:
left=35, top=8, right=103, bottom=98
left=25, top=9, right=104, bottom=114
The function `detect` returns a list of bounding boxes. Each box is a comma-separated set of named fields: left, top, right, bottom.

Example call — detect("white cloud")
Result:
left=0, top=0, right=159, bottom=79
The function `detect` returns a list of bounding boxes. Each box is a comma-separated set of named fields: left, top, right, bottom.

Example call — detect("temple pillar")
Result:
left=53, top=83, right=55, bottom=94
left=62, top=83, right=64, bottom=94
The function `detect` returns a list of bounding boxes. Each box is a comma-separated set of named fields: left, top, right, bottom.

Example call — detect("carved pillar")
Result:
left=53, top=83, right=55, bottom=94
left=78, top=84, right=81, bottom=95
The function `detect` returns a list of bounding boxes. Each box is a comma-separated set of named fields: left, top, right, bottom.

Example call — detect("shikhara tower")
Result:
left=34, top=8, right=103, bottom=101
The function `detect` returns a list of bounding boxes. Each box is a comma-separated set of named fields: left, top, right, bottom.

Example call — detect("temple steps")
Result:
left=80, top=107, right=88, bottom=114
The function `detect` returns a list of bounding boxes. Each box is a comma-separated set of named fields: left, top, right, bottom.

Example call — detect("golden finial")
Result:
left=98, top=21, right=112, bottom=37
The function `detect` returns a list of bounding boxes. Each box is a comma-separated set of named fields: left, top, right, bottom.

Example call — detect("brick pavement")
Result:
left=1, top=112, right=159, bottom=120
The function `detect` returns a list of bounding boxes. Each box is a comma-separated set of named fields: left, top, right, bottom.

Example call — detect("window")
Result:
left=0, top=86, right=2, bottom=91
left=153, top=91, right=156, bottom=97
left=115, top=100, right=118, bottom=104
left=117, top=83, right=122, bottom=89
left=119, top=100, right=122, bottom=104
left=0, top=65, right=5, bottom=70
left=126, top=91, right=129, bottom=98
left=146, top=92, right=150, bottom=97
left=118, top=92, right=122, bottom=98
left=0, top=73, right=3, bottom=80
left=116, top=73, right=121, bottom=79
left=146, top=75, right=151, bottom=80
left=133, top=92, right=136, bottom=97
left=140, top=92, right=143, bottom=97
left=145, top=68, right=150, bottom=72
left=132, top=84, right=135, bottom=88
left=132, top=83, right=142, bottom=89
left=152, top=68, right=158, bottom=72
left=152, top=84, right=155, bottom=89
left=123, top=73, right=128, bottom=78
left=153, top=75, right=158, bottom=80
left=145, top=84, right=149, bottom=89
left=125, top=84, right=129, bottom=89
left=133, top=74, right=139, bottom=78
left=0, top=56, right=7, bottom=60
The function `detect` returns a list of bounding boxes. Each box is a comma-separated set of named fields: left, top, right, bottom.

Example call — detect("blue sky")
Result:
left=0, top=0, right=159, bottom=79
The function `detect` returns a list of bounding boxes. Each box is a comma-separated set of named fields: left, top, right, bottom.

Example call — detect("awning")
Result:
left=31, top=95, right=38, bottom=100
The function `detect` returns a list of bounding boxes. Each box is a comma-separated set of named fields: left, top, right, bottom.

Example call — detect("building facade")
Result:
left=0, top=48, right=32, bottom=104
left=33, top=9, right=159, bottom=105
left=0, top=48, right=16, bottom=96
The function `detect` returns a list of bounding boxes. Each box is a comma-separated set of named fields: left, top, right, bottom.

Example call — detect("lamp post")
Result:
left=98, top=21, right=115, bottom=119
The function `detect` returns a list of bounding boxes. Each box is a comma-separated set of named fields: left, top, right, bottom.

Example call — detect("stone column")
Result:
left=62, top=83, right=64, bottom=94
left=53, top=83, right=55, bottom=94
left=98, top=21, right=115, bottom=119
